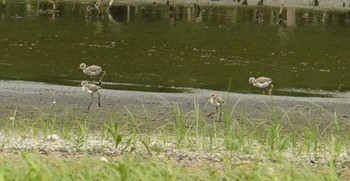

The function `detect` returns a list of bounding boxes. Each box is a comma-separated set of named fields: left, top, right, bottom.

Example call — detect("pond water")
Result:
left=1, top=1, right=350, bottom=97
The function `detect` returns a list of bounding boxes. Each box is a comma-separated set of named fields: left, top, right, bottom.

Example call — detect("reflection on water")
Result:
left=1, top=1, right=350, bottom=97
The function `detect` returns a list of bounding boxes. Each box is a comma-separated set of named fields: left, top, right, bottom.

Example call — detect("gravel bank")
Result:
left=1, top=80, right=350, bottom=133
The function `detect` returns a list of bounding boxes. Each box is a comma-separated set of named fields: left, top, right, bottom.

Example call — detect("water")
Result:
left=1, top=1, right=350, bottom=97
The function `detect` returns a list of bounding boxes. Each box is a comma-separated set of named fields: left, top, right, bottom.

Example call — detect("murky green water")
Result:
left=1, top=1, right=350, bottom=96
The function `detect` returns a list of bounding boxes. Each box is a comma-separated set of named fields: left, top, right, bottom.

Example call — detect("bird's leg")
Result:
left=98, top=71, right=106, bottom=85
left=268, top=84, right=274, bottom=95
left=207, top=107, right=218, bottom=118
left=97, top=6, right=103, bottom=17
left=97, top=92, right=101, bottom=107
left=207, top=112, right=216, bottom=118
left=88, top=94, right=94, bottom=110
left=86, top=4, right=92, bottom=17
left=218, top=108, right=222, bottom=122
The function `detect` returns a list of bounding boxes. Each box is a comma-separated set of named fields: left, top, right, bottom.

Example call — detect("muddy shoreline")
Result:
left=48, top=0, right=350, bottom=11
left=103, top=0, right=350, bottom=11
left=1, top=80, right=350, bottom=134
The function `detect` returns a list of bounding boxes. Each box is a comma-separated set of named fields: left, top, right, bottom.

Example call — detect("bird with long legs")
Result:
left=81, top=81, right=101, bottom=110
left=207, top=93, right=225, bottom=121
left=86, top=0, right=103, bottom=17
left=79, top=63, right=106, bottom=85
left=249, top=76, right=273, bottom=94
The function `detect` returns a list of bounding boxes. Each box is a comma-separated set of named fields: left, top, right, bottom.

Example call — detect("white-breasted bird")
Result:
left=209, top=93, right=225, bottom=110
left=81, top=81, right=101, bottom=109
left=79, top=63, right=106, bottom=84
left=207, top=93, right=225, bottom=121
left=249, top=76, right=273, bottom=94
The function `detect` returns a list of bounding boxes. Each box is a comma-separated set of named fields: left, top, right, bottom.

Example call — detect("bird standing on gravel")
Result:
left=249, top=76, right=273, bottom=94
left=81, top=81, right=101, bottom=110
left=207, top=93, right=225, bottom=121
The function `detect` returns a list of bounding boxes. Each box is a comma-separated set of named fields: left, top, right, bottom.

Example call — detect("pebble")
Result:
left=100, top=156, right=109, bottom=163
left=47, top=134, right=60, bottom=142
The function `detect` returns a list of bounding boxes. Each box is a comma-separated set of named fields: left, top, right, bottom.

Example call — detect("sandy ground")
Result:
left=1, top=80, right=350, bottom=134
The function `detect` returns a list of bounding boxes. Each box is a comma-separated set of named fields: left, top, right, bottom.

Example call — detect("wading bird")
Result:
left=207, top=93, right=225, bottom=121
left=86, top=0, right=103, bottom=17
left=79, top=63, right=106, bottom=84
left=48, top=0, right=58, bottom=10
left=249, top=76, right=273, bottom=94
left=81, top=81, right=101, bottom=110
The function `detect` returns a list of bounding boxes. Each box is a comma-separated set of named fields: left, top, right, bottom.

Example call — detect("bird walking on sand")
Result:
left=249, top=76, right=273, bottom=94
left=207, top=93, right=225, bottom=121
left=79, top=63, right=106, bottom=85
left=81, top=81, right=101, bottom=109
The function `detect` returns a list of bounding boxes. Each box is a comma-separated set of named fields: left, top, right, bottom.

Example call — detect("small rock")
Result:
left=151, top=141, right=157, bottom=146
left=47, top=134, right=60, bottom=142
left=100, top=156, right=109, bottom=163
left=38, top=149, right=48, bottom=155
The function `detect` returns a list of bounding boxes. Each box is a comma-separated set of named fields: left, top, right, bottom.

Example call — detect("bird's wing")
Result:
left=86, top=65, right=102, bottom=73
left=217, top=97, right=225, bottom=105
left=256, top=77, right=272, bottom=83
left=87, top=84, right=101, bottom=92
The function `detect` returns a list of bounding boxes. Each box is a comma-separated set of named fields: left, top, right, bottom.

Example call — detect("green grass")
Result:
left=0, top=97, right=349, bottom=180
